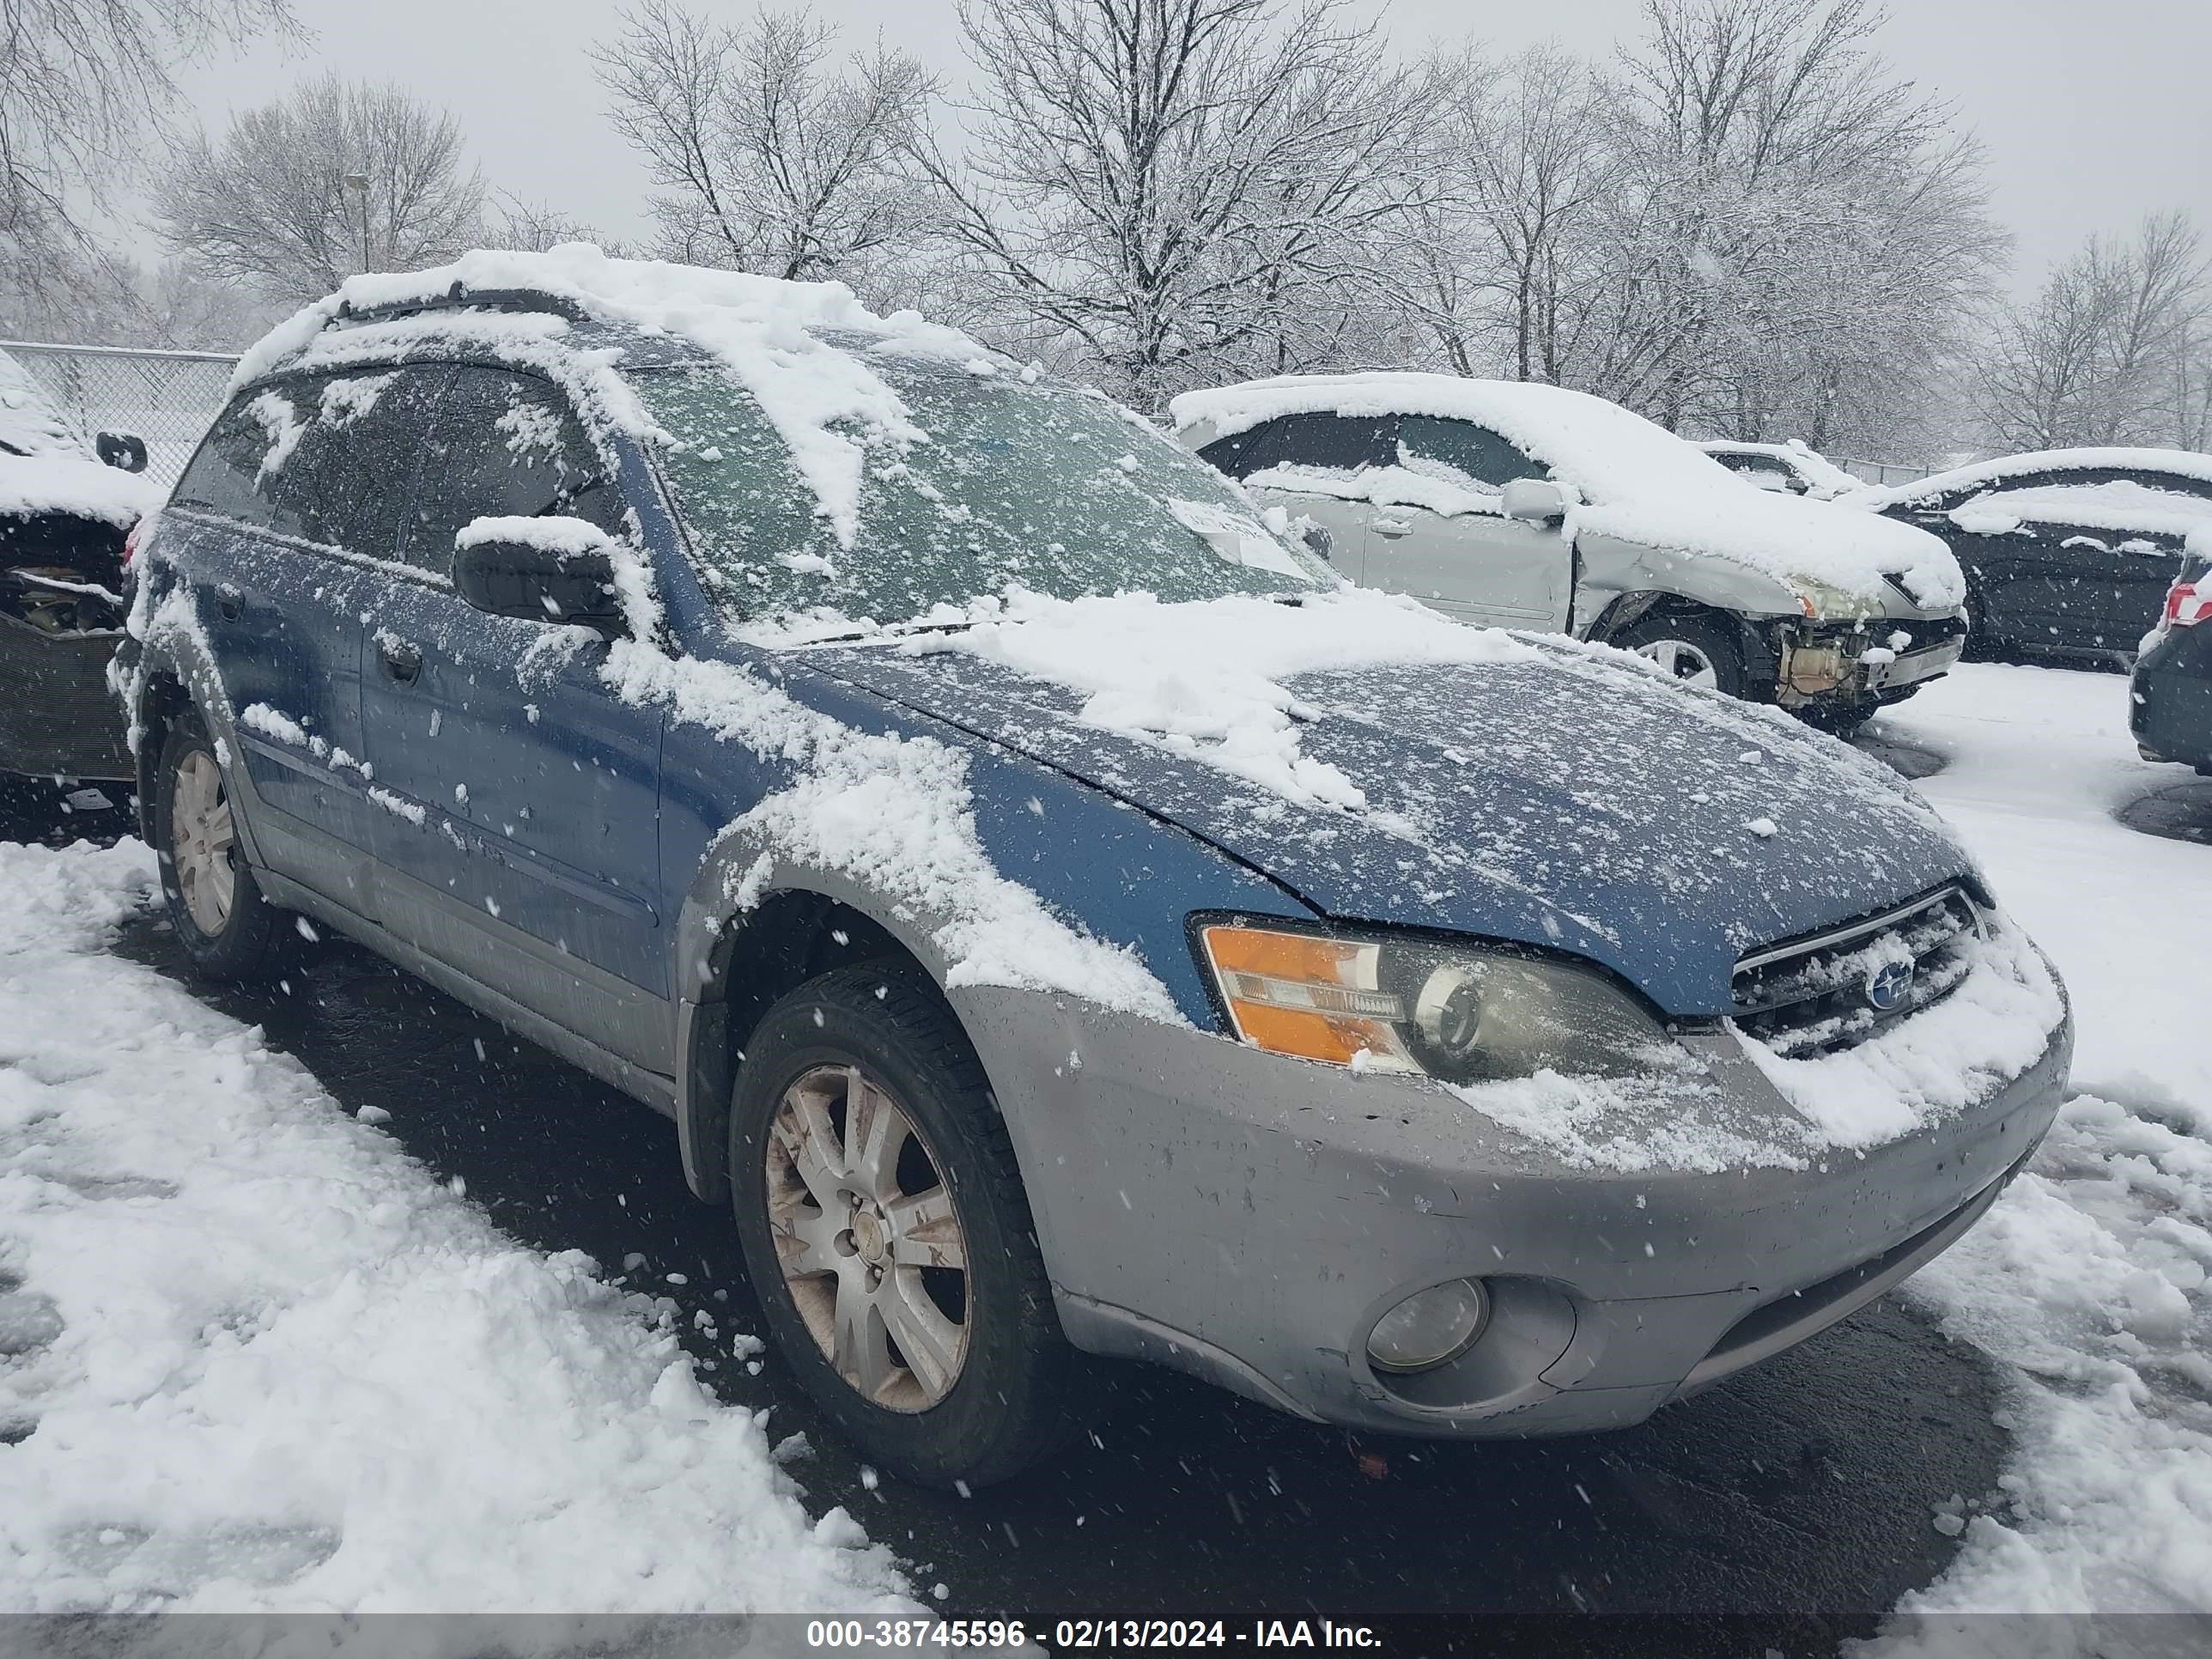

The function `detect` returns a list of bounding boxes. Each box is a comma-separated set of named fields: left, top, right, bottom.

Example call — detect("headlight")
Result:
left=1195, top=921, right=1671, bottom=1083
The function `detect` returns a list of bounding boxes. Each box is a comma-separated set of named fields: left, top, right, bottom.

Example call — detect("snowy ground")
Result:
left=0, top=839, right=914, bottom=1618
left=0, top=661, right=2204, bottom=1634
left=1855, top=665, right=2212, bottom=1641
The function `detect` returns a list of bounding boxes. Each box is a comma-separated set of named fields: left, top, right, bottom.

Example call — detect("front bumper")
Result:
left=1771, top=613, right=1966, bottom=709
left=953, top=986, right=2070, bottom=1437
left=0, top=613, right=132, bottom=781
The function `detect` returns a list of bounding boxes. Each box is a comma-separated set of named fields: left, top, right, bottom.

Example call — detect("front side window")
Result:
left=632, top=353, right=1325, bottom=631
left=401, top=368, right=626, bottom=575
left=1397, top=416, right=1548, bottom=492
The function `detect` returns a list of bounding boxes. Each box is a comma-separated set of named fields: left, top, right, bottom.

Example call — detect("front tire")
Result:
left=729, top=966, right=1094, bottom=1488
left=1614, top=611, right=1747, bottom=698
left=154, top=712, right=295, bottom=983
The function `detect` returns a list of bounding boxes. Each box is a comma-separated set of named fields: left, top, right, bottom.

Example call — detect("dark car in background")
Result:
left=1, top=347, right=160, bottom=789
left=1844, top=448, right=2212, bottom=664
left=2131, top=528, right=2212, bottom=774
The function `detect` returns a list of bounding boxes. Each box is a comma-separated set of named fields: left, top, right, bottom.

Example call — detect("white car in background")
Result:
left=1701, top=439, right=1862, bottom=500
left=1173, top=374, right=1966, bottom=732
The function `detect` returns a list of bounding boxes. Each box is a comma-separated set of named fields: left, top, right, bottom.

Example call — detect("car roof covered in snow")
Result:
left=1841, top=447, right=2212, bottom=511
left=234, top=245, right=1006, bottom=549
left=1171, top=372, right=1965, bottom=609
left=1700, top=439, right=1862, bottom=496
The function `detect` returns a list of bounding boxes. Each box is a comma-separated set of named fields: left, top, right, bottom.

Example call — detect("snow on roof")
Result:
left=236, top=245, right=990, bottom=549
left=1701, top=439, right=1862, bottom=497
left=0, top=347, right=89, bottom=460
left=1843, top=447, right=2212, bottom=511
left=1172, top=373, right=1961, bottom=608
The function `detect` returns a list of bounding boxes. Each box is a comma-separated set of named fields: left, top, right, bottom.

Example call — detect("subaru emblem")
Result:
left=1864, top=960, right=1915, bottom=1012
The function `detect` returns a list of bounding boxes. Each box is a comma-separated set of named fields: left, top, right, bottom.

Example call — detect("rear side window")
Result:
left=1397, top=416, right=1548, bottom=491
left=173, top=368, right=447, bottom=554
left=172, top=396, right=288, bottom=529
left=1267, top=413, right=1391, bottom=474
left=400, top=368, right=624, bottom=574
left=1198, top=421, right=1284, bottom=479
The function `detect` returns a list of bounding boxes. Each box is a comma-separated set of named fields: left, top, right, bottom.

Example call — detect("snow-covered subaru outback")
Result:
left=1176, top=375, right=1967, bottom=733
left=116, top=250, right=2069, bottom=1488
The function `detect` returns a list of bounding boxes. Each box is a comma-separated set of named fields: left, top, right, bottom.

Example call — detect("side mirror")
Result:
left=96, top=432, right=149, bottom=473
left=1501, top=478, right=1570, bottom=524
left=453, top=516, right=628, bottom=637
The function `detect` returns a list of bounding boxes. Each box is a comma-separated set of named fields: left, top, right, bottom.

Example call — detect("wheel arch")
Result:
left=1587, top=591, right=1781, bottom=701
left=672, top=841, right=980, bottom=1207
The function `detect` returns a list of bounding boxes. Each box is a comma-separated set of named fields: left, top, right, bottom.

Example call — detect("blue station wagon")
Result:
left=117, top=252, right=2072, bottom=1486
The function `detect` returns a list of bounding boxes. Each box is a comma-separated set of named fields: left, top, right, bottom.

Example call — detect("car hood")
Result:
left=1565, top=485, right=1965, bottom=611
left=797, top=623, right=1976, bottom=1016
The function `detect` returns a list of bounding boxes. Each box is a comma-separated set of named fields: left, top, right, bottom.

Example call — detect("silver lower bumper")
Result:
left=951, top=985, right=2070, bottom=1437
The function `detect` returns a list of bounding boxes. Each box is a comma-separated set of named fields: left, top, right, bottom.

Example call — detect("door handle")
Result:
left=1374, top=520, right=1413, bottom=538
left=377, top=638, right=422, bottom=685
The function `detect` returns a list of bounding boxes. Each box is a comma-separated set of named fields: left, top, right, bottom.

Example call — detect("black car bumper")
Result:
left=0, top=611, right=133, bottom=781
left=2130, top=623, right=2212, bottom=773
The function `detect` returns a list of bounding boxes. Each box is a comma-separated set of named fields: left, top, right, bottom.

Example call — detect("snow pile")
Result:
left=1171, top=373, right=1963, bottom=608
left=1843, top=665, right=2212, bottom=1632
left=917, top=586, right=1540, bottom=812
left=0, top=349, right=90, bottom=459
left=599, top=640, right=1183, bottom=1023
left=0, top=838, right=915, bottom=1616
left=237, top=245, right=986, bottom=549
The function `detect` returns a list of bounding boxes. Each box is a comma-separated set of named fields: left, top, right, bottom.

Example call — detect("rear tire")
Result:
left=153, top=711, right=296, bottom=984
left=729, top=965, right=1095, bottom=1488
left=1613, top=611, right=1747, bottom=698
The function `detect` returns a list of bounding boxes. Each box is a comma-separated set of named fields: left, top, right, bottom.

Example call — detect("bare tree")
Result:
left=488, top=193, right=617, bottom=255
left=1576, top=0, right=2003, bottom=455
left=1, top=0, right=296, bottom=322
left=1384, top=44, right=1618, bottom=382
left=155, top=76, right=487, bottom=304
left=592, top=2, right=935, bottom=289
left=1981, top=212, right=2209, bottom=452
left=921, top=0, right=1437, bottom=407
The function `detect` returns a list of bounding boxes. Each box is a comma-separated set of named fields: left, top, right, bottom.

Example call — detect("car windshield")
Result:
left=629, top=351, right=1326, bottom=634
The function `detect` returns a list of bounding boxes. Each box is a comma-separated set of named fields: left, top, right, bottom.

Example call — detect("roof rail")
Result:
left=333, top=281, right=592, bottom=325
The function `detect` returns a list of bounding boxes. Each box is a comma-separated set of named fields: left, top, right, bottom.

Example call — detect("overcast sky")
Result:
left=173, top=0, right=2211, bottom=291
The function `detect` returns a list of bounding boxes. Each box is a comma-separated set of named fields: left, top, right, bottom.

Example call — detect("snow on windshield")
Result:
left=1954, top=477, right=2212, bottom=540
left=1174, top=374, right=1962, bottom=608
left=635, top=354, right=1322, bottom=634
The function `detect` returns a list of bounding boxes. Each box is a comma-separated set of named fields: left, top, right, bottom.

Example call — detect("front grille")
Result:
left=1731, top=885, right=1982, bottom=1058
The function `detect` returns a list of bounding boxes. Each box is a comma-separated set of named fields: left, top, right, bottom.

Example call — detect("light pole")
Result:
left=343, top=173, right=371, bottom=275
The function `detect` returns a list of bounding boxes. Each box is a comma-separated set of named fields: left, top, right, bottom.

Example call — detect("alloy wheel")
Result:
left=171, top=749, right=238, bottom=936
left=764, top=1063, right=971, bottom=1412
left=1633, top=637, right=1721, bottom=688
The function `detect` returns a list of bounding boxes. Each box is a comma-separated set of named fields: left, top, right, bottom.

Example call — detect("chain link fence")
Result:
left=1834, top=455, right=1935, bottom=488
left=1, top=341, right=239, bottom=488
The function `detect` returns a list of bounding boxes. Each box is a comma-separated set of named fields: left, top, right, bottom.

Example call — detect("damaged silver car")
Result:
left=1175, top=374, right=1967, bottom=733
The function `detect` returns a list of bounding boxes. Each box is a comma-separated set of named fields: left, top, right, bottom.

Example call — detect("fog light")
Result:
left=1365, top=1278, right=1490, bottom=1374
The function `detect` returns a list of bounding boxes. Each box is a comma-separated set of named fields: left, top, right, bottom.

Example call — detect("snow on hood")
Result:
left=802, top=588, right=1977, bottom=1016
left=0, top=452, right=165, bottom=526
left=236, top=245, right=988, bottom=549
left=1170, top=373, right=1964, bottom=609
